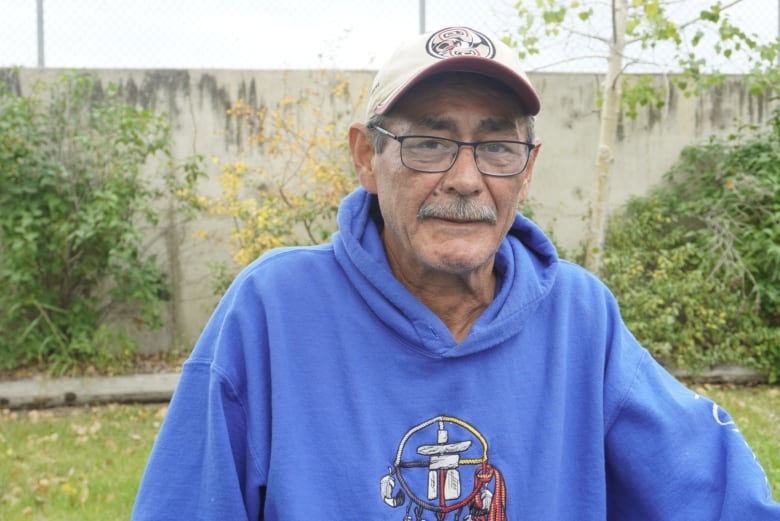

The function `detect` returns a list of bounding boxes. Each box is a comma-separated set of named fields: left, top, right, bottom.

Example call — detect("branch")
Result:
left=679, top=0, right=744, bottom=32
left=619, top=53, right=676, bottom=73
left=555, top=24, right=612, bottom=45
left=624, top=0, right=745, bottom=46
left=529, top=54, right=609, bottom=71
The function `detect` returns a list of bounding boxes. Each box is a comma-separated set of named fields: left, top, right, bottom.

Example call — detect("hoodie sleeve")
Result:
left=604, top=345, right=779, bottom=520
left=131, top=267, right=270, bottom=521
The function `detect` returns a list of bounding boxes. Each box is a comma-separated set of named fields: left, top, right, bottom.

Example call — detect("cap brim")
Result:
left=374, top=56, right=540, bottom=116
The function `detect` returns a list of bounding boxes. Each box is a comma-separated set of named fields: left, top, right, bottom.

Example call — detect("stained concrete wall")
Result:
left=4, top=69, right=777, bottom=352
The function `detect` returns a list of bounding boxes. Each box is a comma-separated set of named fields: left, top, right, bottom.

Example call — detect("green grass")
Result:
left=0, top=386, right=777, bottom=519
left=0, top=403, right=165, bottom=521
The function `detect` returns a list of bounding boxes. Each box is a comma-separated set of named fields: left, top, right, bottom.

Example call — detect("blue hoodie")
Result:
left=132, top=188, right=779, bottom=520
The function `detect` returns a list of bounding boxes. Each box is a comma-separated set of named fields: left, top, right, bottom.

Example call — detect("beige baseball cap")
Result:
left=366, top=26, right=540, bottom=120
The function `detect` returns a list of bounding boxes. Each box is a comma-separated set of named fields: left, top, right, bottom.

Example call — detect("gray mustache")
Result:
left=418, top=198, right=498, bottom=224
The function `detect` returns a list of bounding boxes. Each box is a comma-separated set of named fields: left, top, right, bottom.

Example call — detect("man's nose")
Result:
left=441, top=145, right=484, bottom=194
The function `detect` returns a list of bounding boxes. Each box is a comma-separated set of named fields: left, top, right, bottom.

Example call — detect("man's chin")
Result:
left=422, top=247, right=496, bottom=275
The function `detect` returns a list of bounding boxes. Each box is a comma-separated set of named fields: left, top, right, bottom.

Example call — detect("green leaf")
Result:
left=0, top=72, right=204, bottom=371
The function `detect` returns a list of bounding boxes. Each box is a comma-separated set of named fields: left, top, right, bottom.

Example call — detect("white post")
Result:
left=36, top=0, right=45, bottom=67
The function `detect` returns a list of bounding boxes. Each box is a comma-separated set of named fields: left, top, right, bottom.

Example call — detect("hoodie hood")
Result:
left=332, top=188, right=558, bottom=358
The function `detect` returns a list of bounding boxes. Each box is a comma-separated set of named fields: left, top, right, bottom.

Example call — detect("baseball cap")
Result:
left=366, top=26, right=540, bottom=119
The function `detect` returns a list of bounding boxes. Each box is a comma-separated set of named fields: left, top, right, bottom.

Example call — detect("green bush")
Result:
left=600, top=104, right=780, bottom=381
left=0, top=72, right=199, bottom=373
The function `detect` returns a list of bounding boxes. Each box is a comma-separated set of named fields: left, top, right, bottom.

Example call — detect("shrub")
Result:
left=600, top=104, right=780, bottom=380
left=183, top=72, right=361, bottom=291
left=0, top=72, right=199, bottom=373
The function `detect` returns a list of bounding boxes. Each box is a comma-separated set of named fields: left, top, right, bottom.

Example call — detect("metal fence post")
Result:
left=36, top=0, right=45, bottom=67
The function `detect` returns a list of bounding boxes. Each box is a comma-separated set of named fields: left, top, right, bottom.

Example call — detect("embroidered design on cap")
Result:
left=426, top=27, right=496, bottom=60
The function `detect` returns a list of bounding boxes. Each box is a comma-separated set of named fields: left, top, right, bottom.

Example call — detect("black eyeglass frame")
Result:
left=370, top=125, right=536, bottom=177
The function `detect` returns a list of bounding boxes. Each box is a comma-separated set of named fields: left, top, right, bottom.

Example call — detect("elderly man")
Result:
left=132, top=26, right=779, bottom=520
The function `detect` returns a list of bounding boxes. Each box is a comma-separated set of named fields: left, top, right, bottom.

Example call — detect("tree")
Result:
left=180, top=71, right=361, bottom=292
left=505, top=0, right=780, bottom=274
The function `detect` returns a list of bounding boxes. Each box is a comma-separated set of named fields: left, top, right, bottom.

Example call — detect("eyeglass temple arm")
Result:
left=370, top=125, right=397, bottom=140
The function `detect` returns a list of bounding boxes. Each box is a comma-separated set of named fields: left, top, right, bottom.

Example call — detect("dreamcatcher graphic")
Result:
left=380, top=416, right=507, bottom=521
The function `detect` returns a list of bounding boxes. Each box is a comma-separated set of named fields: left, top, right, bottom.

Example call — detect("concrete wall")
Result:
left=5, top=69, right=777, bottom=352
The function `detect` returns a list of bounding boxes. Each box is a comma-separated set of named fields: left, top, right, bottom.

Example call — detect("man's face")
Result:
left=353, top=73, right=540, bottom=281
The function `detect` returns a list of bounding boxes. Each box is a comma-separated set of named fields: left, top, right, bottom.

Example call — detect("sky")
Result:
left=1, top=0, right=778, bottom=72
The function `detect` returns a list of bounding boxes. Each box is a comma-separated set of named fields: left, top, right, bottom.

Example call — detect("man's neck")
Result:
left=390, top=262, right=497, bottom=343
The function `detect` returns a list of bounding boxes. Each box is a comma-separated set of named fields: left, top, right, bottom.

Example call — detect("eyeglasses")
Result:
left=371, top=125, right=535, bottom=177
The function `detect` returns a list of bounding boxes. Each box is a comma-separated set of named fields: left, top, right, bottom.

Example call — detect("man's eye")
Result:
left=409, top=138, right=450, bottom=150
left=481, top=142, right=513, bottom=154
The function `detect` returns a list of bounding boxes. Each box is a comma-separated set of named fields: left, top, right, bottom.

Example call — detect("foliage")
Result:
left=505, top=0, right=780, bottom=274
left=0, top=73, right=200, bottom=373
left=507, top=0, right=779, bottom=117
left=181, top=72, right=360, bottom=291
left=600, top=105, right=780, bottom=379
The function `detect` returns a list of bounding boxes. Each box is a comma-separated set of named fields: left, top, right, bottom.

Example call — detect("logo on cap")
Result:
left=426, top=27, right=496, bottom=60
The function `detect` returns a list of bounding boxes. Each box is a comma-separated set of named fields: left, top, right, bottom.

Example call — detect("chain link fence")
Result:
left=1, top=0, right=778, bottom=71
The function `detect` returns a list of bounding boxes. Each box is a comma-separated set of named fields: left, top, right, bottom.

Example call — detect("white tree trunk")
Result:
left=583, top=0, right=627, bottom=274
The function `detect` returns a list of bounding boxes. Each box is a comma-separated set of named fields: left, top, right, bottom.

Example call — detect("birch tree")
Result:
left=505, top=0, right=779, bottom=274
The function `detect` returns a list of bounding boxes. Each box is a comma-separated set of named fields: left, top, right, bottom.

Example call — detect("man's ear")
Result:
left=349, top=123, right=378, bottom=194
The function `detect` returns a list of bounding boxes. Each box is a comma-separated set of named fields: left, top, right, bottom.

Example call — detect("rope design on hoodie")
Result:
left=470, top=463, right=507, bottom=521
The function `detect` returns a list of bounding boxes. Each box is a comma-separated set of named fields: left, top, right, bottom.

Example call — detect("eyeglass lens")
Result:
left=400, top=137, right=530, bottom=176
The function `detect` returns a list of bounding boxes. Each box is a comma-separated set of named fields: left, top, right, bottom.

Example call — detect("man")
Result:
left=132, top=26, right=779, bottom=520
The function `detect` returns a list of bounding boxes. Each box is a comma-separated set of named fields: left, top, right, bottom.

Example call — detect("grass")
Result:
left=0, top=386, right=777, bottom=519
left=0, top=403, right=165, bottom=521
